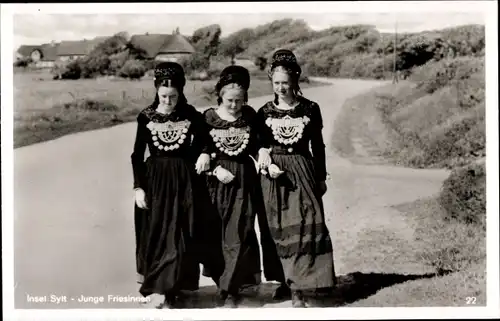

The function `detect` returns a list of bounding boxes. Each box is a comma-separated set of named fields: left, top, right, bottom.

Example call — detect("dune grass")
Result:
left=331, top=57, right=485, bottom=170
left=13, top=71, right=323, bottom=148
left=329, top=56, right=486, bottom=307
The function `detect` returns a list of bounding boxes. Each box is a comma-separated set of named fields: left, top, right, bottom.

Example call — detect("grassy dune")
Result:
left=330, top=56, right=486, bottom=306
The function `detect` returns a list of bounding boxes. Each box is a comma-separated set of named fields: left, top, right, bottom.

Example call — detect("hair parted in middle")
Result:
left=268, top=49, right=303, bottom=103
left=152, top=62, right=188, bottom=106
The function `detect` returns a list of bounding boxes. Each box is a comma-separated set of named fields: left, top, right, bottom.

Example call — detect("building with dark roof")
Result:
left=129, top=32, right=195, bottom=62
left=16, top=43, right=59, bottom=68
left=56, top=36, right=109, bottom=62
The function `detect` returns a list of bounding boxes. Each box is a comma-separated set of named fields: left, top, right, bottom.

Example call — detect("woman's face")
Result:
left=157, top=86, right=179, bottom=108
left=220, top=85, right=245, bottom=116
left=272, top=69, right=293, bottom=99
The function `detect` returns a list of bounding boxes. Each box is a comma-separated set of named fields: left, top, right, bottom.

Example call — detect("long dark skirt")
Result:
left=202, top=157, right=262, bottom=294
left=134, top=205, right=149, bottom=283
left=255, top=190, right=287, bottom=283
left=260, top=153, right=336, bottom=293
left=137, top=156, right=200, bottom=297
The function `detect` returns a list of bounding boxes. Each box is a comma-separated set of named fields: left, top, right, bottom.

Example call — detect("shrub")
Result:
left=188, top=70, right=210, bottom=81
left=179, top=52, right=210, bottom=75
left=108, top=51, right=130, bottom=75
left=58, top=60, right=83, bottom=80
left=118, top=59, right=146, bottom=79
left=411, top=57, right=484, bottom=94
left=14, top=57, right=33, bottom=68
left=439, top=162, right=486, bottom=229
left=61, top=98, right=119, bottom=112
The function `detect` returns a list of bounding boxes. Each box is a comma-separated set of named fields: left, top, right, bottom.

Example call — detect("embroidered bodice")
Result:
left=131, top=103, right=210, bottom=189
left=203, top=106, right=258, bottom=160
left=146, top=119, right=191, bottom=152
left=255, top=97, right=327, bottom=181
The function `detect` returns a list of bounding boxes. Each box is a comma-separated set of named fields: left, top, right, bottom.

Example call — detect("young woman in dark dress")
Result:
left=255, top=49, right=336, bottom=308
left=198, top=66, right=263, bottom=308
left=131, top=62, right=211, bottom=309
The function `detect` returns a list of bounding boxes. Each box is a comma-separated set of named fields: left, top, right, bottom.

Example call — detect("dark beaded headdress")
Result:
left=153, top=62, right=186, bottom=88
left=270, top=49, right=302, bottom=76
left=215, top=65, right=251, bottom=93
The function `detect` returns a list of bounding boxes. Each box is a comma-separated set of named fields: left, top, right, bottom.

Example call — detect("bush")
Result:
left=178, top=52, right=210, bottom=76
left=60, top=98, right=119, bottom=112
left=411, top=57, right=484, bottom=94
left=118, top=59, right=146, bottom=79
left=108, top=51, right=130, bottom=75
left=439, top=162, right=486, bottom=229
left=58, top=60, right=83, bottom=80
left=367, top=56, right=485, bottom=168
left=14, top=57, right=33, bottom=68
left=188, top=70, right=210, bottom=81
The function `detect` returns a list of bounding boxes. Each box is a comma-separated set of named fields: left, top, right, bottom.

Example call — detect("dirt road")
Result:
left=13, top=79, right=450, bottom=309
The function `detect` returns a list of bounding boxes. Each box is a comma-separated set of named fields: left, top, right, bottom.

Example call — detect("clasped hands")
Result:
left=195, top=153, right=235, bottom=184
left=254, top=148, right=284, bottom=179
left=195, top=150, right=284, bottom=183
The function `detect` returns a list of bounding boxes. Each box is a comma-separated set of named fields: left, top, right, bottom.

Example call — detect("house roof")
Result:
left=39, top=43, right=59, bottom=61
left=129, top=34, right=168, bottom=59
left=130, top=34, right=195, bottom=58
left=56, top=37, right=109, bottom=56
left=158, top=34, right=195, bottom=54
left=17, top=45, right=39, bottom=57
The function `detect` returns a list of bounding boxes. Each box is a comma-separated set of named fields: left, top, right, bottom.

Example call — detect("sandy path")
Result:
left=13, top=79, right=449, bottom=309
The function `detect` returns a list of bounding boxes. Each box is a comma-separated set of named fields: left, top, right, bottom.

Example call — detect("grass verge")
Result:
left=386, top=195, right=486, bottom=306
left=14, top=75, right=324, bottom=148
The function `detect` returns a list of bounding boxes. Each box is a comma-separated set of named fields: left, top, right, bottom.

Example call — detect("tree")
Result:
left=254, top=57, right=267, bottom=71
left=114, top=31, right=130, bottom=42
left=191, top=24, right=222, bottom=70
left=221, top=42, right=244, bottom=65
left=220, top=28, right=255, bottom=64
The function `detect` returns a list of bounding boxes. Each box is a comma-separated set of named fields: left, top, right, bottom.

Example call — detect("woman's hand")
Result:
left=268, top=164, right=284, bottom=179
left=135, top=188, right=148, bottom=209
left=213, top=166, right=235, bottom=184
left=317, top=181, right=327, bottom=196
left=257, top=148, right=272, bottom=170
left=195, top=153, right=211, bottom=174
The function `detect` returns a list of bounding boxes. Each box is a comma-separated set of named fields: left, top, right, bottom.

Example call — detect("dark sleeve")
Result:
left=310, top=103, right=327, bottom=182
left=246, top=106, right=260, bottom=158
left=131, top=113, right=149, bottom=189
left=254, top=106, right=271, bottom=151
left=190, top=107, right=213, bottom=157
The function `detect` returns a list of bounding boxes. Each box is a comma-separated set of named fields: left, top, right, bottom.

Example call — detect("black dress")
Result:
left=255, top=96, right=336, bottom=293
left=199, top=106, right=263, bottom=294
left=131, top=102, right=210, bottom=298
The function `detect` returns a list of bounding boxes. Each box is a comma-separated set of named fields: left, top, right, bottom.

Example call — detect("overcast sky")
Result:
left=13, top=11, right=485, bottom=50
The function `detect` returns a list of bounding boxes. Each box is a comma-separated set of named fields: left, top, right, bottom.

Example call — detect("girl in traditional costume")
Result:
left=131, top=62, right=211, bottom=308
left=255, top=49, right=336, bottom=308
left=199, top=66, right=263, bottom=308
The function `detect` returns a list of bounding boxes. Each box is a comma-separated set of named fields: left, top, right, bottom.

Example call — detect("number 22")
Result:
left=466, top=297, right=477, bottom=304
